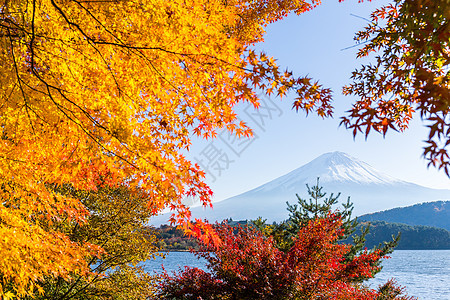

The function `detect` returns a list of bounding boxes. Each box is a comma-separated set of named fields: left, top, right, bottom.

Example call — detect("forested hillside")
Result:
left=155, top=225, right=199, bottom=251
left=360, top=201, right=450, bottom=231
left=348, top=221, right=450, bottom=250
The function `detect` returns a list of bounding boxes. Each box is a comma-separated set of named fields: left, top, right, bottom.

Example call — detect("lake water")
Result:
left=143, top=250, right=449, bottom=300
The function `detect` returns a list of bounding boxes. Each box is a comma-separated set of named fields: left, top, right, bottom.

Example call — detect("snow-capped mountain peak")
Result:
left=300, top=151, right=403, bottom=184
left=151, top=152, right=450, bottom=225
left=252, top=151, right=404, bottom=194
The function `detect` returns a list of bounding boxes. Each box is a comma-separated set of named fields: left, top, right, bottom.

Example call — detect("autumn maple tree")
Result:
left=23, top=184, right=160, bottom=300
left=341, top=0, right=450, bottom=174
left=0, top=0, right=336, bottom=297
left=158, top=214, right=411, bottom=299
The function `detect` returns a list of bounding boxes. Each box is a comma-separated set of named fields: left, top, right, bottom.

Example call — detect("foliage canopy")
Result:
left=0, top=0, right=333, bottom=296
left=5, top=184, right=160, bottom=299
left=342, top=0, right=450, bottom=174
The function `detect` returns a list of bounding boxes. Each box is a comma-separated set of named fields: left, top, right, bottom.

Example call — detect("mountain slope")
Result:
left=151, top=152, right=450, bottom=224
left=343, top=221, right=450, bottom=250
left=359, top=201, right=450, bottom=231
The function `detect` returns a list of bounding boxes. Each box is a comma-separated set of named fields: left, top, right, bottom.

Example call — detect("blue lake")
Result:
left=143, top=250, right=449, bottom=300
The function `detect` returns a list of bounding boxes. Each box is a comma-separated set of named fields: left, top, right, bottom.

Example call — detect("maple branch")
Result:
left=50, top=0, right=123, bottom=96
left=349, top=13, right=371, bottom=22
left=23, top=10, right=140, bottom=172
left=7, top=27, right=37, bottom=134
left=47, top=85, right=140, bottom=170
left=37, top=0, right=175, bottom=174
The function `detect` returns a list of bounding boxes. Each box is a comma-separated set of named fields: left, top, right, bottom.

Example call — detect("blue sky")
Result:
left=187, top=0, right=450, bottom=203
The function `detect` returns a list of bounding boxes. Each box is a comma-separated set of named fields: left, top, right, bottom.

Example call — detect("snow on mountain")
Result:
left=151, top=152, right=450, bottom=225
left=251, top=152, right=404, bottom=193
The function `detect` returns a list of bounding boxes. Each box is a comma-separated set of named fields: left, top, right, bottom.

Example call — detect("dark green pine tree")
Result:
left=253, top=178, right=400, bottom=282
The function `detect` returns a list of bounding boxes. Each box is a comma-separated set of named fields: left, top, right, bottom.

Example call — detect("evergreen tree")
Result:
left=253, top=178, right=400, bottom=281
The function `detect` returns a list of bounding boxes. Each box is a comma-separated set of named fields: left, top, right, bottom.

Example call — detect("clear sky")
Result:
left=186, top=0, right=450, bottom=204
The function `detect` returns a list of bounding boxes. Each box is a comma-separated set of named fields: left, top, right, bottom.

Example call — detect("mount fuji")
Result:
left=152, top=152, right=450, bottom=224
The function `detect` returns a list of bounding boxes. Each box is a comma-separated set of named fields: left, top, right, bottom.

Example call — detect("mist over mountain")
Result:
left=151, top=152, right=450, bottom=225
